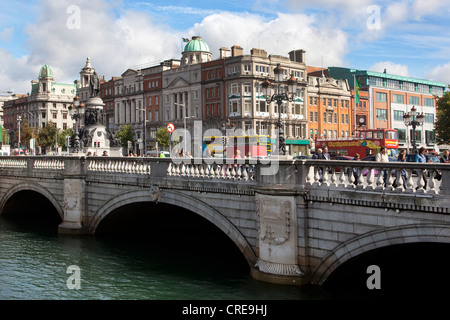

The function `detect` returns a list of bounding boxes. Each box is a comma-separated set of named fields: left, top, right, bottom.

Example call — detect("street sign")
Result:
left=167, top=123, right=175, bottom=133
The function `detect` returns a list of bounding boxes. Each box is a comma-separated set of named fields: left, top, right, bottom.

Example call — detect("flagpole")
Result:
left=353, top=73, right=357, bottom=137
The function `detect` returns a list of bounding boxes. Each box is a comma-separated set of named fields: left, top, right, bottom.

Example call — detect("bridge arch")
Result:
left=89, top=189, right=258, bottom=266
left=311, top=223, right=450, bottom=286
left=0, top=182, right=64, bottom=220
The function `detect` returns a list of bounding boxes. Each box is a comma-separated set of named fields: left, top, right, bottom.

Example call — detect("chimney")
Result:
left=250, top=48, right=268, bottom=58
left=231, top=45, right=243, bottom=57
left=289, top=49, right=306, bottom=63
left=219, top=47, right=231, bottom=59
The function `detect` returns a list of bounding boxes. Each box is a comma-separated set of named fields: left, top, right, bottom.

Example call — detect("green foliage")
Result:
left=156, top=127, right=170, bottom=148
left=435, top=90, right=450, bottom=144
left=37, top=122, right=58, bottom=149
left=115, top=124, right=136, bottom=149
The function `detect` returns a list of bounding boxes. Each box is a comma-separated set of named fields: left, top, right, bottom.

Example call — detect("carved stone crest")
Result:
left=258, top=199, right=292, bottom=245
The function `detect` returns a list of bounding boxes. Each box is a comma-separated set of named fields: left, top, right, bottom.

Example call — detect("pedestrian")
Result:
left=102, top=151, right=108, bottom=156
left=415, top=147, right=428, bottom=189
left=376, top=146, right=389, bottom=186
left=394, top=152, right=407, bottom=189
left=312, top=148, right=324, bottom=160
left=352, top=153, right=361, bottom=185
left=322, top=147, right=331, bottom=160
left=440, top=150, right=449, bottom=163
left=87, top=151, right=92, bottom=156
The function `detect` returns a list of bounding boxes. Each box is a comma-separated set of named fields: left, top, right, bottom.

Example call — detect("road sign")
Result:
left=167, top=123, right=175, bottom=133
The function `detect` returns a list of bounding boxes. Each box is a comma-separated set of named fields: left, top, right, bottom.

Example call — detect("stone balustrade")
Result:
left=303, top=159, right=449, bottom=195
left=1, top=156, right=448, bottom=196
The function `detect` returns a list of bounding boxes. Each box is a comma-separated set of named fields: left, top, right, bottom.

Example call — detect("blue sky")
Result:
left=0, top=0, right=449, bottom=94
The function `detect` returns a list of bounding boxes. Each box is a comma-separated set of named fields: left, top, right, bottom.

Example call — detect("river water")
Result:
left=0, top=214, right=333, bottom=300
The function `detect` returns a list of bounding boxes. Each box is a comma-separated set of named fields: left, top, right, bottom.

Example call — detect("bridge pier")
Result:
left=58, top=158, right=89, bottom=235
left=252, top=187, right=308, bottom=286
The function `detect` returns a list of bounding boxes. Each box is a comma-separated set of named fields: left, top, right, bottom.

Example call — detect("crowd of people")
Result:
left=310, top=146, right=449, bottom=188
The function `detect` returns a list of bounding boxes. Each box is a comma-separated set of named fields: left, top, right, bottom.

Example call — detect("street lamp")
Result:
left=261, top=64, right=298, bottom=155
left=17, top=115, right=22, bottom=150
left=403, top=105, right=425, bottom=153
left=136, top=106, right=147, bottom=156
left=184, top=115, right=194, bottom=155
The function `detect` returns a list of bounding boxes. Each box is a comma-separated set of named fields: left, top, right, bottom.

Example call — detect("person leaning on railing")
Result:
left=415, top=147, right=428, bottom=189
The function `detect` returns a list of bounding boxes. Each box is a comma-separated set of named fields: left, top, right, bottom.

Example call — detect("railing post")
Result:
left=58, top=157, right=88, bottom=234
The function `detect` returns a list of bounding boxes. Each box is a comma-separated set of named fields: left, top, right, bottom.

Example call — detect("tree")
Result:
left=16, top=120, right=34, bottom=148
left=156, top=127, right=170, bottom=148
left=58, top=128, right=74, bottom=151
left=115, top=124, right=136, bottom=150
left=435, top=89, right=450, bottom=145
left=37, top=122, right=58, bottom=151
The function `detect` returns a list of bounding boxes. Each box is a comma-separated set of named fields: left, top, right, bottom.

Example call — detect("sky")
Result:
left=0, top=0, right=449, bottom=94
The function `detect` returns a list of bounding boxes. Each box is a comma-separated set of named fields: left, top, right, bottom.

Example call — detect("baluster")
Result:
left=330, top=168, right=337, bottom=187
left=338, top=168, right=346, bottom=187
left=366, top=168, right=374, bottom=189
left=347, top=166, right=355, bottom=188
left=427, top=169, right=437, bottom=194
left=306, top=165, right=314, bottom=185
left=322, top=166, right=329, bottom=186
left=375, top=167, right=384, bottom=190
left=416, top=169, right=426, bottom=193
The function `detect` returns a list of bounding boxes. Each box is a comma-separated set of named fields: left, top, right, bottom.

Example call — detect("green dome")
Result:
left=39, top=64, right=53, bottom=78
left=183, top=36, right=210, bottom=53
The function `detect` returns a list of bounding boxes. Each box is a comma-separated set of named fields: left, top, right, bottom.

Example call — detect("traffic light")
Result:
left=94, top=142, right=97, bottom=148
left=97, top=142, right=100, bottom=148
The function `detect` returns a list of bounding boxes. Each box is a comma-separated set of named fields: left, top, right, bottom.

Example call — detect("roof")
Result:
left=328, top=66, right=446, bottom=88
left=183, top=36, right=210, bottom=53
left=39, top=64, right=54, bottom=78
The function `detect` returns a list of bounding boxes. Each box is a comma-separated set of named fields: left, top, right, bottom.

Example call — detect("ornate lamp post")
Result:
left=403, top=105, right=425, bottom=153
left=261, top=64, right=298, bottom=156
left=68, top=96, right=85, bottom=153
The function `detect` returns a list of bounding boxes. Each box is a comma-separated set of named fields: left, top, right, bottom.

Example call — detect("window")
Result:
left=396, top=128, right=406, bottom=143
left=409, top=96, right=419, bottom=105
left=258, top=100, right=268, bottom=113
left=376, top=109, right=387, bottom=120
left=403, top=82, right=415, bottom=91
left=314, top=112, right=318, bottom=122
left=393, top=94, right=404, bottom=104
left=376, top=92, right=387, bottom=102
left=323, top=112, right=327, bottom=123
left=341, top=114, right=344, bottom=124
left=410, top=129, right=421, bottom=143
left=386, top=79, right=400, bottom=89
left=310, top=111, right=314, bottom=122
left=425, top=113, right=434, bottom=123
left=244, top=83, right=251, bottom=95
left=424, top=98, right=434, bottom=107
left=328, top=112, right=332, bottom=123
left=230, top=83, right=239, bottom=95
left=394, top=110, right=404, bottom=121
left=244, top=101, right=252, bottom=113
left=426, top=130, right=436, bottom=144
left=333, top=113, right=337, bottom=123
left=52, top=112, right=57, bottom=119
left=345, top=114, right=349, bottom=124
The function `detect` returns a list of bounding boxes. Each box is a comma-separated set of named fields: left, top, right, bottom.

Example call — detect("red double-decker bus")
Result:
left=315, top=129, right=399, bottom=158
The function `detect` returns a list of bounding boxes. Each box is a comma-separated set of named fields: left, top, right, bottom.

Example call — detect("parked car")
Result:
left=293, top=155, right=311, bottom=160
left=146, top=150, right=170, bottom=158
left=360, top=155, right=397, bottom=176
left=330, top=156, right=354, bottom=173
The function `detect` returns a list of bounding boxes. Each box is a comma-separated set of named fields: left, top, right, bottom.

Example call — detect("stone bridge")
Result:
left=0, top=156, right=449, bottom=286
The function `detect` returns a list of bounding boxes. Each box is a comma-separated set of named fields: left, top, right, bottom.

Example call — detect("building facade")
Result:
left=3, top=64, right=76, bottom=148
left=328, top=67, right=446, bottom=152
left=306, top=75, right=351, bottom=151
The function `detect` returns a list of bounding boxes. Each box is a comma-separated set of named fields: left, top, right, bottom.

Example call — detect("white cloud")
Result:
left=368, top=61, right=410, bottom=77
left=0, top=27, right=14, bottom=41
left=189, top=12, right=349, bottom=68
left=425, top=62, right=450, bottom=85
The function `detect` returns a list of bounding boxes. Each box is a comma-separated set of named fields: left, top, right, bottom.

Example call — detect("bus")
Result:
left=203, top=135, right=271, bottom=158
left=315, top=129, right=399, bottom=158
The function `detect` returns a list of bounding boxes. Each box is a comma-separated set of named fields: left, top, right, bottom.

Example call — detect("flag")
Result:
left=182, top=37, right=190, bottom=42
left=354, top=75, right=360, bottom=104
